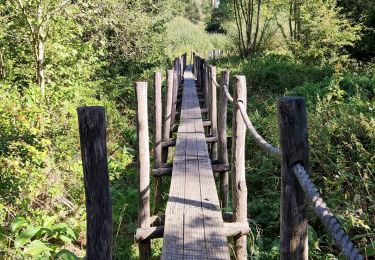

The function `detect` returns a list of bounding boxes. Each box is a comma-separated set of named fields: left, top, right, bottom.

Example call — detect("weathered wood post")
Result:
left=154, top=72, right=163, bottom=212
left=162, top=69, right=174, bottom=163
left=170, top=69, right=179, bottom=130
left=278, top=97, right=309, bottom=260
left=232, top=76, right=248, bottom=259
left=218, top=70, right=230, bottom=208
left=135, top=82, right=151, bottom=259
left=210, top=66, right=218, bottom=160
left=77, top=106, right=112, bottom=260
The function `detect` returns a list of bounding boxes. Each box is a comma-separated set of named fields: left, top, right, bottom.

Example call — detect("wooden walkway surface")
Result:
left=161, top=66, right=230, bottom=259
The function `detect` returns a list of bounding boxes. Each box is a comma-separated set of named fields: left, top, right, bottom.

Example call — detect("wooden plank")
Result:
left=162, top=65, right=230, bottom=259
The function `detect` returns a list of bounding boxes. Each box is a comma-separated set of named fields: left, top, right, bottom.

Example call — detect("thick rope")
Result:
left=293, top=164, right=364, bottom=260
left=237, top=102, right=281, bottom=158
left=223, top=84, right=234, bottom=103
left=211, top=75, right=234, bottom=102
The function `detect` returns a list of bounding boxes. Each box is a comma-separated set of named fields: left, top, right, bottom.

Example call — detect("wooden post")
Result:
left=218, top=70, right=230, bottom=208
left=210, top=66, right=218, bottom=160
left=232, top=76, right=248, bottom=260
left=154, top=72, right=163, bottom=212
left=204, top=62, right=209, bottom=111
left=170, top=69, right=178, bottom=130
left=278, top=97, right=309, bottom=260
left=162, top=70, right=174, bottom=163
left=135, top=82, right=151, bottom=260
left=77, top=106, right=112, bottom=260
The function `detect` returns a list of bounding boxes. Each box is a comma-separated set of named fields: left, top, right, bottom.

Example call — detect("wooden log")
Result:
left=223, top=222, right=250, bottom=237
left=170, top=70, right=179, bottom=129
left=135, top=222, right=249, bottom=241
left=210, top=66, right=218, bottom=160
left=154, top=72, right=163, bottom=213
left=162, top=70, right=174, bottom=163
left=278, top=97, right=309, bottom=260
left=135, top=82, right=151, bottom=260
left=201, top=107, right=209, bottom=114
left=77, top=106, right=112, bottom=260
left=152, top=163, right=229, bottom=177
left=135, top=226, right=164, bottom=241
left=150, top=214, right=165, bottom=227
left=205, top=136, right=218, bottom=143
left=161, top=139, right=176, bottom=148
left=202, top=120, right=212, bottom=127
left=232, top=75, right=248, bottom=260
left=218, top=70, right=230, bottom=208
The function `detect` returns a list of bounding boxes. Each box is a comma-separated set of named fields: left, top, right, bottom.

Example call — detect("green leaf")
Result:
left=23, top=240, right=51, bottom=257
left=10, top=217, right=26, bottom=234
left=58, top=234, right=73, bottom=244
left=55, top=249, right=78, bottom=260
left=14, top=226, right=41, bottom=248
left=366, top=242, right=375, bottom=256
left=43, top=216, right=58, bottom=228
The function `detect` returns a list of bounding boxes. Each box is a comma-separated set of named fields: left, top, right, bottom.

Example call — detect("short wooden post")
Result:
left=135, top=82, right=151, bottom=260
left=77, top=106, right=112, bottom=260
left=210, top=66, right=218, bottom=160
left=232, top=76, right=248, bottom=260
left=170, top=70, right=178, bottom=129
left=218, top=70, right=230, bottom=208
left=278, top=97, right=309, bottom=260
left=154, top=72, right=163, bottom=212
left=162, top=70, right=174, bottom=163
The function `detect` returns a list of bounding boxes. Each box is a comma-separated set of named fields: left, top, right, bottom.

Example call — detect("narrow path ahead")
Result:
left=161, top=66, right=230, bottom=259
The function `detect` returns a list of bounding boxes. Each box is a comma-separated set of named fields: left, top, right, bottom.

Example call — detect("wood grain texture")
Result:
left=154, top=72, right=163, bottom=212
left=278, top=97, right=308, bottom=260
left=210, top=66, right=218, bottom=161
left=231, top=76, right=248, bottom=260
left=135, top=82, right=151, bottom=259
left=218, top=70, right=230, bottom=208
left=162, top=70, right=174, bottom=163
left=77, top=106, right=112, bottom=260
left=161, top=66, right=230, bottom=260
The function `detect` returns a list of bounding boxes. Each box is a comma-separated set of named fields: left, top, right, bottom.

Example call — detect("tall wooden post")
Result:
left=135, top=82, right=151, bottom=260
left=278, top=97, right=309, bottom=260
left=154, top=72, right=163, bottom=212
left=77, top=106, right=112, bottom=260
left=204, top=62, right=210, bottom=112
left=162, top=70, right=174, bottom=163
left=232, top=76, right=248, bottom=260
left=218, top=70, right=230, bottom=208
left=210, top=66, right=218, bottom=160
left=170, top=69, right=178, bottom=130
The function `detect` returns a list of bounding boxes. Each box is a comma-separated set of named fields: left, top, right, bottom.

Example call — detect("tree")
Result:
left=12, top=0, right=71, bottom=95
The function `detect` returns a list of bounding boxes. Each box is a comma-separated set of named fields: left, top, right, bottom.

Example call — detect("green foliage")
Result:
left=215, top=54, right=374, bottom=258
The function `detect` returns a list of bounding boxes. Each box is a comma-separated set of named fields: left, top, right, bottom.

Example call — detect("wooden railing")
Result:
left=193, top=53, right=364, bottom=260
left=75, top=50, right=364, bottom=260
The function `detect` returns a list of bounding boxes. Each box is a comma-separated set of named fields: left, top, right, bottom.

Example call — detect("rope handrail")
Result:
left=223, top=84, right=234, bottom=102
left=237, top=102, right=281, bottom=158
left=293, top=164, right=364, bottom=260
left=211, top=75, right=279, bottom=157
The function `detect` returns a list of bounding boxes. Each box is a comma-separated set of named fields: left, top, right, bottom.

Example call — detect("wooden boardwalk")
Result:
left=161, top=66, right=230, bottom=259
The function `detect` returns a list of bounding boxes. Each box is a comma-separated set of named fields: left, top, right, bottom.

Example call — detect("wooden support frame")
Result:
left=135, top=82, right=151, bottom=260
left=278, top=97, right=309, bottom=260
left=152, top=163, right=229, bottom=177
left=135, top=222, right=250, bottom=242
left=232, top=75, right=248, bottom=260
left=77, top=106, right=113, bottom=260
